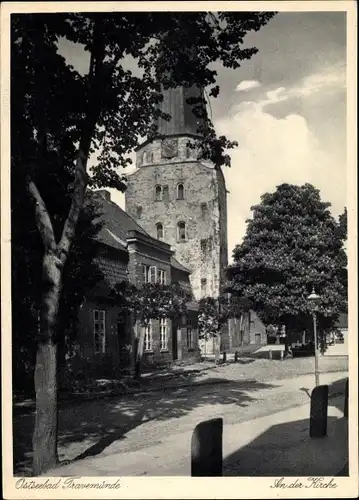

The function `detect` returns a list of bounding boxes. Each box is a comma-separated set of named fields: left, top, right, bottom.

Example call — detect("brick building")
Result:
left=76, top=190, right=200, bottom=370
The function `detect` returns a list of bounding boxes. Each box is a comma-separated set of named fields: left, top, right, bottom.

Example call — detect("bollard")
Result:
left=223, top=351, right=227, bottom=363
left=280, top=349, right=284, bottom=361
left=344, top=378, right=348, bottom=418
left=191, top=418, right=223, bottom=476
left=310, top=385, right=329, bottom=438
left=234, top=351, right=239, bottom=363
left=269, top=349, right=272, bottom=360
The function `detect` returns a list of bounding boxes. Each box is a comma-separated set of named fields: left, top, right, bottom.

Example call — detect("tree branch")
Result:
left=27, top=177, right=56, bottom=252
left=58, top=151, right=89, bottom=265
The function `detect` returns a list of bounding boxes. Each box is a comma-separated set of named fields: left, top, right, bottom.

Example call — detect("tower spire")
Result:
left=156, top=85, right=206, bottom=137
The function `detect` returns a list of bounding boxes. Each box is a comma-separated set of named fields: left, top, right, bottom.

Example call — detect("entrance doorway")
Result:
left=172, top=325, right=178, bottom=360
left=255, top=333, right=261, bottom=345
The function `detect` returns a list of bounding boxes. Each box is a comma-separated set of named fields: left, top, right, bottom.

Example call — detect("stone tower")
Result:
left=125, top=86, right=228, bottom=301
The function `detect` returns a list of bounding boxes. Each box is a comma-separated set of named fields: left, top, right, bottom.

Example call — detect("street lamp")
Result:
left=308, top=287, right=320, bottom=387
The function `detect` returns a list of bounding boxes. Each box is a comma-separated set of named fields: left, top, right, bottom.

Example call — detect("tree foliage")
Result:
left=198, top=295, right=252, bottom=340
left=110, top=281, right=191, bottom=325
left=229, top=183, right=347, bottom=343
left=11, top=10, right=276, bottom=474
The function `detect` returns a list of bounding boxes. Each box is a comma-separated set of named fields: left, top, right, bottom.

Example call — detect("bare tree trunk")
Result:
left=134, top=323, right=146, bottom=379
left=214, top=334, right=221, bottom=364
left=33, top=254, right=62, bottom=475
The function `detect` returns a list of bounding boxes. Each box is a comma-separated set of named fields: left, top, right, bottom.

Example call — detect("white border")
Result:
left=1, top=2, right=358, bottom=499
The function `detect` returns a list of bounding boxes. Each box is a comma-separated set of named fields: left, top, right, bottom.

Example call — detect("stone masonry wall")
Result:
left=126, top=155, right=228, bottom=302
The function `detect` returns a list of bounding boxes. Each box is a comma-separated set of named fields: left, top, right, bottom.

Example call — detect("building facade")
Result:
left=73, top=190, right=200, bottom=376
left=125, top=86, right=228, bottom=354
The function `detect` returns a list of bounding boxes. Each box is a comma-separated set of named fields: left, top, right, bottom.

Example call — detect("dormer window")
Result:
left=156, top=222, right=164, bottom=240
left=177, top=221, right=186, bottom=241
left=155, top=185, right=163, bottom=201
left=176, top=183, right=184, bottom=200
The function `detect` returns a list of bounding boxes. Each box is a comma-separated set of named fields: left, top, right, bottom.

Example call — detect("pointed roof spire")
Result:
left=156, top=85, right=206, bottom=137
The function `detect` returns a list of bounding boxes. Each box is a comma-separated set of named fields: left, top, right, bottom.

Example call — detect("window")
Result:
left=177, top=183, right=184, bottom=200
left=201, top=202, right=208, bottom=217
left=143, top=151, right=148, bottom=164
left=177, top=221, right=186, bottom=241
left=186, top=318, right=193, bottom=348
left=155, top=185, right=163, bottom=201
left=201, top=278, right=207, bottom=297
left=160, top=318, right=168, bottom=350
left=142, top=265, right=157, bottom=283
left=144, top=320, right=153, bottom=351
left=93, top=310, right=106, bottom=353
left=163, top=185, right=169, bottom=201
left=136, top=206, right=142, bottom=218
left=186, top=145, right=192, bottom=159
left=157, top=269, right=166, bottom=285
left=149, top=152, right=154, bottom=163
left=156, top=222, right=164, bottom=240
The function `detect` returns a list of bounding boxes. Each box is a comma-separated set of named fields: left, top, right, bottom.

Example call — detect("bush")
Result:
left=59, top=352, right=127, bottom=393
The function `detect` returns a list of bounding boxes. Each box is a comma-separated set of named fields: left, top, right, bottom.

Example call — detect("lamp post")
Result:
left=308, top=287, right=320, bottom=387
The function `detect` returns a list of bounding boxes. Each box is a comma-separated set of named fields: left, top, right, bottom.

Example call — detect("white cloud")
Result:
left=234, top=63, right=346, bottom=118
left=299, top=63, right=346, bottom=97
left=218, top=67, right=346, bottom=261
left=236, top=80, right=261, bottom=92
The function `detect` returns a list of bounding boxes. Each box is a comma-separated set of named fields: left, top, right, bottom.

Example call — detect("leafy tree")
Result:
left=229, top=183, right=347, bottom=352
left=111, top=281, right=191, bottom=376
left=12, top=11, right=275, bottom=473
left=198, top=295, right=251, bottom=361
left=338, top=207, right=347, bottom=240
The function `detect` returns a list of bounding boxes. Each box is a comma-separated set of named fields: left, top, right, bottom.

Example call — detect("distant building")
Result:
left=324, top=312, right=348, bottom=356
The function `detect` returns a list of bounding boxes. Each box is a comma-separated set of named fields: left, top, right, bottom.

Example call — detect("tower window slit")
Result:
left=155, top=185, right=163, bottom=201
left=177, top=221, right=186, bottom=241
left=177, top=183, right=184, bottom=200
left=156, top=222, right=164, bottom=241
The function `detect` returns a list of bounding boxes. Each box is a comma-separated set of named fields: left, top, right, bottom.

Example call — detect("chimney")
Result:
left=96, top=190, right=111, bottom=202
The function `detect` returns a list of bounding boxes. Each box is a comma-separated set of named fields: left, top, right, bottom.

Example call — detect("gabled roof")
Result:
left=89, top=190, right=191, bottom=276
left=90, top=190, right=150, bottom=251
left=171, top=256, right=191, bottom=273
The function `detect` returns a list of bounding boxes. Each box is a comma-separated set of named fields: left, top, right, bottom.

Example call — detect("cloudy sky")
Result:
left=60, top=10, right=347, bottom=261
left=211, top=11, right=347, bottom=260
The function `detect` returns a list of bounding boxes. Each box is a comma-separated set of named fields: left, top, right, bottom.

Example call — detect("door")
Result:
left=117, top=313, right=130, bottom=368
left=172, top=324, right=178, bottom=360
left=255, top=333, right=261, bottom=345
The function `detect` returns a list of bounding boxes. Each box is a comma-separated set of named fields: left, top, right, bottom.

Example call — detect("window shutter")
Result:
left=149, top=266, right=157, bottom=283
left=142, top=265, right=148, bottom=283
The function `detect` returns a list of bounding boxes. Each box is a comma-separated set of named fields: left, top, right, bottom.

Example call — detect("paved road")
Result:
left=44, top=394, right=347, bottom=477
left=13, top=371, right=347, bottom=476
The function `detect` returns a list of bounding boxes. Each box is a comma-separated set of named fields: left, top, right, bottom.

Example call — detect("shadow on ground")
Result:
left=13, top=378, right=276, bottom=476
left=223, top=416, right=348, bottom=476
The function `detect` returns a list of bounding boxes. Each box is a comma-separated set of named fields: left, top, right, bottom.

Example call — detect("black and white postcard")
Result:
left=1, top=1, right=357, bottom=498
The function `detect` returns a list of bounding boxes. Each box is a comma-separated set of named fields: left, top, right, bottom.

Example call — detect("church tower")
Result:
left=125, top=86, right=228, bottom=301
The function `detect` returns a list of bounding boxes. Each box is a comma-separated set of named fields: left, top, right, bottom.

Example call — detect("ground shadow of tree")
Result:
left=13, top=378, right=276, bottom=475
left=223, top=377, right=349, bottom=477
left=223, top=416, right=348, bottom=476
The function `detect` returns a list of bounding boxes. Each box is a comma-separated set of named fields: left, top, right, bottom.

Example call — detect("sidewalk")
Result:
left=45, top=393, right=347, bottom=477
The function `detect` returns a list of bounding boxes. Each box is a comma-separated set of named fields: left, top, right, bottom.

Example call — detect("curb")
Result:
left=13, top=378, right=233, bottom=414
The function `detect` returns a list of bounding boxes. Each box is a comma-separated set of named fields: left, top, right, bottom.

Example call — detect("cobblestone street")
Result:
left=13, top=366, right=348, bottom=476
